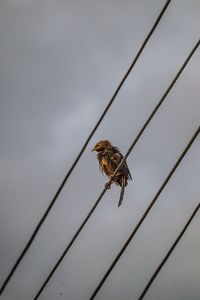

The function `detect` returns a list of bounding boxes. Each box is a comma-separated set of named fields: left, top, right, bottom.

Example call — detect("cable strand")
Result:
left=138, top=202, right=200, bottom=300
left=107, top=38, right=200, bottom=182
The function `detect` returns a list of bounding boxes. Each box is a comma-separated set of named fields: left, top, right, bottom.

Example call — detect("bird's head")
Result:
left=91, top=140, right=112, bottom=152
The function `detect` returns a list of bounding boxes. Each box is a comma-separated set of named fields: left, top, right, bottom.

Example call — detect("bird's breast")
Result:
left=101, top=158, right=108, bottom=167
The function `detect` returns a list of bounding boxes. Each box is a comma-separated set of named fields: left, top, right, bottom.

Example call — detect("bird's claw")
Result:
left=105, top=182, right=111, bottom=190
left=110, top=175, right=118, bottom=182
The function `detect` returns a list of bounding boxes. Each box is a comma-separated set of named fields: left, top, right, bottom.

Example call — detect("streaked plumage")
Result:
left=92, top=140, right=132, bottom=206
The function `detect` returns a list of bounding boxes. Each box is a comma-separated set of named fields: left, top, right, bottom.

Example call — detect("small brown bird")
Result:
left=92, top=140, right=132, bottom=206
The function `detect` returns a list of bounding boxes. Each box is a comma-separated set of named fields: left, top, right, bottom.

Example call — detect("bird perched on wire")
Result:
left=92, top=140, right=132, bottom=206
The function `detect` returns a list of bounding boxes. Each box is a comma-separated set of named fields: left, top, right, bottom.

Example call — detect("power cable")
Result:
left=33, top=38, right=200, bottom=299
left=89, top=125, right=200, bottom=299
left=0, top=0, right=171, bottom=295
left=138, top=201, right=200, bottom=300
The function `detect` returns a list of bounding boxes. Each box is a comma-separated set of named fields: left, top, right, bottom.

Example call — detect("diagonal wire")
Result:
left=0, top=0, right=171, bottom=295
left=138, top=201, right=200, bottom=300
left=33, top=39, right=200, bottom=299
left=89, top=126, right=200, bottom=300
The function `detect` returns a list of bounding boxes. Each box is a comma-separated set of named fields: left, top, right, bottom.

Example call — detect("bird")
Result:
left=92, top=140, right=132, bottom=206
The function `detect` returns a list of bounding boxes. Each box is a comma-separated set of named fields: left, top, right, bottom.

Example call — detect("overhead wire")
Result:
left=33, top=38, right=200, bottom=300
left=89, top=126, right=200, bottom=299
left=137, top=201, right=200, bottom=300
left=0, top=0, right=171, bottom=295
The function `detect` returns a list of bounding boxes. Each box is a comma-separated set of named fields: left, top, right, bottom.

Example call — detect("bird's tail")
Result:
left=118, top=177, right=126, bottom=207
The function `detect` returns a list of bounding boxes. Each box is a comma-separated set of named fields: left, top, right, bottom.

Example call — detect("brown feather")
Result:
left=92, top=140, right=132, bottom=206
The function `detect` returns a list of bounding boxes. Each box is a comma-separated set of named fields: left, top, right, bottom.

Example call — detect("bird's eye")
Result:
left=96, top=144, right=103, bottom=151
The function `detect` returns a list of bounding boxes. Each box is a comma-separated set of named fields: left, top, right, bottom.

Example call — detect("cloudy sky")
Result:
left=0, top=0, right=200, bottom=299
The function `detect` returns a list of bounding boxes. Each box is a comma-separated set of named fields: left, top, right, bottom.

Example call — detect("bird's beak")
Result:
left=91, top=147, right=95, bottom=151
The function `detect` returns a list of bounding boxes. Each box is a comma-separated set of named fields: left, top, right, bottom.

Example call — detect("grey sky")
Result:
left=0, top=0, right=200, bottom=299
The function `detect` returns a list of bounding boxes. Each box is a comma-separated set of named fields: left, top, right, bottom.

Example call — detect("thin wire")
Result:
left=89, top=126, right=200, bottom=299
left=33, top=38, right=200, bottom=299
left=108, top=38, right=200, bottom=182
left=0, top=1, right=171, bottom=295
left=137, top=201, right=200, bottom=300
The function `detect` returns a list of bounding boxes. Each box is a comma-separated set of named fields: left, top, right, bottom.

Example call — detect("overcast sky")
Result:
left=0, top=0, right=200, bottom=299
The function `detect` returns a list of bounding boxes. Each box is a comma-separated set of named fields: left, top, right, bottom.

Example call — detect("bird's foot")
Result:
left=110, top=175, right=118, bottom=182
left=105, top=182, right=111, bottom=190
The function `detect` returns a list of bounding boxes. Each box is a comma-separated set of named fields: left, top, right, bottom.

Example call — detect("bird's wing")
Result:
left=124, top=160, right=132, bottom=180
left=111, top=152, right=132, bottom=180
